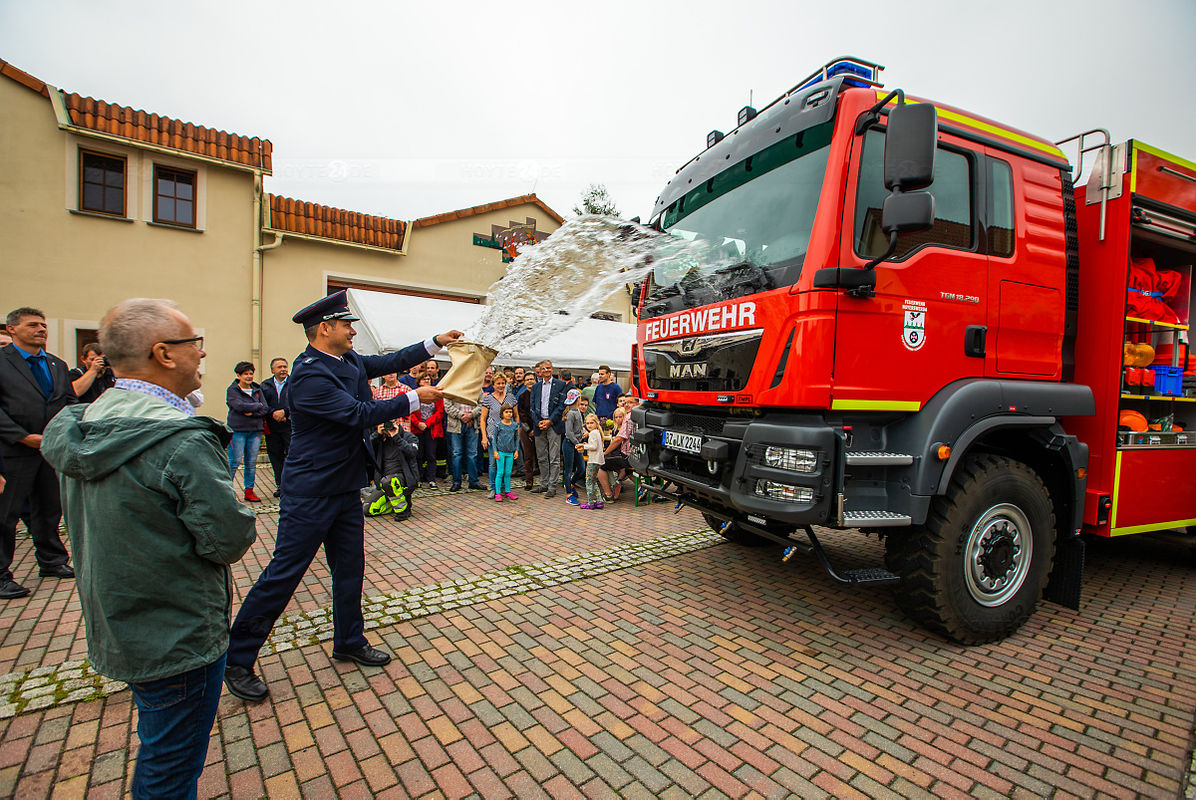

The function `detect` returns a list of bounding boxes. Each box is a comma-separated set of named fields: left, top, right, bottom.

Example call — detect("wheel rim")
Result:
left=963, top=503, right=1032, bottom=607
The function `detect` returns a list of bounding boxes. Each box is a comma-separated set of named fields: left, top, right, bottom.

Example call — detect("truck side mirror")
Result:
left=884, top=102, right=937, bottom=191
left=882, top=191, right=934, bottom=234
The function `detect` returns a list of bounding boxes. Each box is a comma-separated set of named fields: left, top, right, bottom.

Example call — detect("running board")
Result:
left=842, top=510, right=912, bottom=527
left=845, top=451, right=914, bottom=466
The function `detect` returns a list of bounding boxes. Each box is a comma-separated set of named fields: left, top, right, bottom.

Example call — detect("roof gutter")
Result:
left=259, top=227, right=411, bottom=256
left=47, top=86, right=271, bottom=176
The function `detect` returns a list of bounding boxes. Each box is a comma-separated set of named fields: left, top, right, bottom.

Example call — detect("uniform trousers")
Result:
left=227, top=491, right=368, bottom=668
left=0, top=454, right=69, bottom=581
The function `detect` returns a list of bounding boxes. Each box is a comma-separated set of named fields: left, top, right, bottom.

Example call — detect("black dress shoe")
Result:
left=468, top=483, right=483, bottom=490
left=39, top=564, right=75, bottom=578
left=273, top=490, right=281, bottom=498
left=224, top=665, right=269, bottom=702
left=0, top=580, right=30, bottom=599
left=331, top=644, right=391, bottom=667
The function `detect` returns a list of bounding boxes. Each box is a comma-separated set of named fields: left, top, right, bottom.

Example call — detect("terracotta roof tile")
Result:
left=61, top=92, right=272, bottom=171
left=268, top=194, right=407, bottom=251
left=3, top=58, right=271, bottom=170
left=0, top=59, right=49, bottom=97
left=413, top=193, right=564, bottom=228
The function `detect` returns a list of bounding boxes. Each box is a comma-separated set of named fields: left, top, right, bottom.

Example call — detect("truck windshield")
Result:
left=643, top=121, right=833, bottom=317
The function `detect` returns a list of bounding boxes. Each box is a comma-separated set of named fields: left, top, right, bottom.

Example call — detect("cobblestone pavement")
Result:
left=0, top=471, right=1194, bottom=799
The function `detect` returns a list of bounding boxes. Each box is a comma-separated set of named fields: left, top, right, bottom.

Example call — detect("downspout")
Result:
left=251, top=169, right=265, bottom=368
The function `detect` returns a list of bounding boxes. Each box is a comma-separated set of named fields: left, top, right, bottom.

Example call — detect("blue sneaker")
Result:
left=566, top=493, right=579, bottom=505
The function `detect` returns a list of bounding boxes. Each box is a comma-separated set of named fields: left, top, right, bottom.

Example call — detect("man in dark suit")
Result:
left=529, top=359, right=567, bottom=497
left=224, top=290, right=462, bottom=702
left=0, top=307, right=76, bottom=598
left=260, top=357, right=291, bottom=497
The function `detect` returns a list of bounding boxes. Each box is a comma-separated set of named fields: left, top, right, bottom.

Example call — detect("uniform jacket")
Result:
left=260, top=376, right=291, bottom=433
left=0, top=344, right=77, bottom=460
left=284, top=341, right=433, bottom=496
left=225, top=380, right=270, bottom=433
left=530, top=378, right=568, bottom=436
left=41, top=388, right=258, bottom=683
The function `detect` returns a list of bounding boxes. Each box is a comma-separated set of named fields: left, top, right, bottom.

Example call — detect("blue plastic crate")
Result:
left=1151, top=365, right=1183, bottom=396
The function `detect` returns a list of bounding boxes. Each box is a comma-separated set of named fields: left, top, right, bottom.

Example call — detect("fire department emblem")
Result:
left=901, top=300, right=926, bottom=352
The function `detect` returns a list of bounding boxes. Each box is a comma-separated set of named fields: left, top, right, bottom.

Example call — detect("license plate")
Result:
left=662, top=430, right=703, bottom=455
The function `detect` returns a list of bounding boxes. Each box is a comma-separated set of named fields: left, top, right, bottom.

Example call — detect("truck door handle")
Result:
left=965, top=325, right=987, bottom=358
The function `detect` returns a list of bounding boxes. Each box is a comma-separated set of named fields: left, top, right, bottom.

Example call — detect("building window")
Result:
left=153, top=166, right=196, bottom=227
left=79, top=151, right=126, bottom=216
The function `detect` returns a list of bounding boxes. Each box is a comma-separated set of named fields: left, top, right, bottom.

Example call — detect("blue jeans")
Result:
left=449, top=427, right=479, bottom=486
left=561, top=439, right=584, bottom=492
left=228, top=432, right=261, bottom=489
left=129, top=652, right=226, bottom=800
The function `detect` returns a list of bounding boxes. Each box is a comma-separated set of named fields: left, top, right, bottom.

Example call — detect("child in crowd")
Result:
left=492, top=405, right=520, bottom=501
left=578, top=413, right=605, bottom=510
left=561, top=389, right=585, bottom=505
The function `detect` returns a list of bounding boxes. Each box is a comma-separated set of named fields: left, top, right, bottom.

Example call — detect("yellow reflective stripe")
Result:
left=1111, top=518, right=1196, bottom=537
left=1133, top=141, right=1196, bottom=175
left=831, top=399, right=922, bottom=412
left=873, top=90, right=1066, bottom=160
left=1110, top=451, right=1121, bottom=529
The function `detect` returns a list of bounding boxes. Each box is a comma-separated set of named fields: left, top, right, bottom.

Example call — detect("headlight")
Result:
left=763, top=446, right=817, bottom=472
left=754, top=480, right=814, bottom=503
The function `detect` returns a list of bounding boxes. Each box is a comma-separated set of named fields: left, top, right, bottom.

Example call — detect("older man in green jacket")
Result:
left=42, top=298, right=257, bottom=800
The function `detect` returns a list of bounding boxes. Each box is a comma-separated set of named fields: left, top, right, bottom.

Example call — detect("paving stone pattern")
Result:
left=0, top=469, right=1194, bottom=798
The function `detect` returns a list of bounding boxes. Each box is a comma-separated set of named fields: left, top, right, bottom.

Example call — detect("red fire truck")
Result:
left=627, top=57, right=1196, bottom=643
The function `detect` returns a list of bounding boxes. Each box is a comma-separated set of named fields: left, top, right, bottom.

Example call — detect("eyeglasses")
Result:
left=148, top=336, right=204, bottom=358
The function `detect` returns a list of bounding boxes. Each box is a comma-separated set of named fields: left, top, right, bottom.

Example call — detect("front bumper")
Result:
left=629, top=406, right=838, bottom=526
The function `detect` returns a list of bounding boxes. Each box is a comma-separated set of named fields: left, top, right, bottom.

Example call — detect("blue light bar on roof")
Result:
left=795, top=58, right=883, bottom=93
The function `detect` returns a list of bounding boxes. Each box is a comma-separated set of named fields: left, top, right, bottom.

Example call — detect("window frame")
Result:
left=152, top=164, right=198, bottom=228
left=851, top=127, right=980, bottom=263
left=78, top=149, right=127, bottom=218
left=984, top=155, right=1015, bottom=258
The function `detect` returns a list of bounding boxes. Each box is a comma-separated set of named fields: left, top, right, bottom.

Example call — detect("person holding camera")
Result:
left=69, top=342, right=116, bottom=404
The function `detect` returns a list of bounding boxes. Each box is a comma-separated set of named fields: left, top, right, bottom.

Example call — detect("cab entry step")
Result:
left=845, top=451, right=914, bottom=466
left=842, top=510, right=912, bottom=527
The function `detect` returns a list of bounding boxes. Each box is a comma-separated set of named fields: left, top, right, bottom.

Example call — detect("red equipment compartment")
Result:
left=1109, top=448, right=1196, bottom=535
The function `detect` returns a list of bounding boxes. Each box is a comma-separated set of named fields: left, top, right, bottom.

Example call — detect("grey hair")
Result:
left=5, top=307, right=45, bottom=327
left=99, top=298, right=180, bottom=369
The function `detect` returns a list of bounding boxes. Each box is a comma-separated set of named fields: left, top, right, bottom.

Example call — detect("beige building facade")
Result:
left=0, top=59, right=631, bottom=416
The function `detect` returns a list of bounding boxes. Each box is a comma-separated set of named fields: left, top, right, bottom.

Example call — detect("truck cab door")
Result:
left=830, top=128, right=989, bottom=411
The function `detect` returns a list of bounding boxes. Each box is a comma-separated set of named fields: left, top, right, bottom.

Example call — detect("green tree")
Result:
left=573, top=183, right=620, bottom=217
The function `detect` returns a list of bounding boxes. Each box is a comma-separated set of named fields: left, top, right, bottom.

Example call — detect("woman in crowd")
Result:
left=225, top=361, right=270, bottom=503
left=479, top=372, right=519, bottom=493
left=410, top=375, right=445, bottom=488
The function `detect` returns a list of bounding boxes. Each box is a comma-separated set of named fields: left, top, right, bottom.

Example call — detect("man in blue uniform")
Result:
left=224, top=291, right=461, bottom=702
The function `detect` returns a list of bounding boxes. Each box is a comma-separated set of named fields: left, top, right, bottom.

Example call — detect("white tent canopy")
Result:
left=346, top=288, right=636, bottom=371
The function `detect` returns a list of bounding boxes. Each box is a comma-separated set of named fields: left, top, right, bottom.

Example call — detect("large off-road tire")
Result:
left=885, top=454, right=1055, bottom=644
left=703, top=512, right=772, bottom=547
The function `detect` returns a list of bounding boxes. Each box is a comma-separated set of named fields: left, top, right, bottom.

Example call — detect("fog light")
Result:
left=763, top=446, right=817, bottom=472
left=754, top=480, right=814, bottom=503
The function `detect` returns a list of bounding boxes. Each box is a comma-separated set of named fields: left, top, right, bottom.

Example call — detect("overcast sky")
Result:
left=3, top=0, right=1193, bottom=223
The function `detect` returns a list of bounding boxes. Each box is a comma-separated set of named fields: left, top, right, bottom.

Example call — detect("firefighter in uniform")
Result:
left=224, top=290, right=462, bottom=702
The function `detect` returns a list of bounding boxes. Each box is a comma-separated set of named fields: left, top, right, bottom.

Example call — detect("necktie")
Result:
left=27, top=355, right=53, bottom=397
